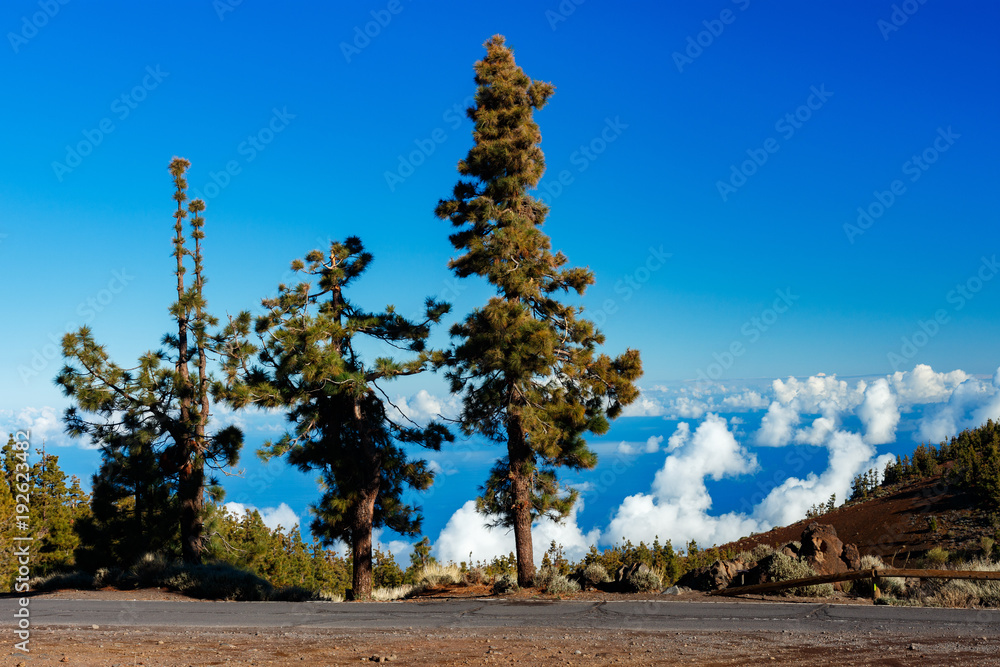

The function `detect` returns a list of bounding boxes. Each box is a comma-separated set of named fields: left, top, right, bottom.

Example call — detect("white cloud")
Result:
left=224, top=501, right=301, bottom=533
left=858, top=378, right=899, bottom=445
left=793, top=417, right=835, bottom=446
left=756, top=401, right=800, bottom=447
left=433, top=500, right=600, bottom=566
left=390, top=389, right=462, bottom=424
left=772, top=375, right=866, bottom=420
left=752, top=431, right=893, bottom=527
left=0, top=406, right=74, bottom=448
left=621, top=393, right=666, bottom=417
left=616, top=441, right=637, bottom=455
left=721, top=390, right=769, bottom=410
left=603, top=414, right=763, bottom=547
left=918, top=369, right=1000, bottom=443
left=668, top=395, right=710, bottom=419
left=645, top=435, right=664, bottom=453
left=666, top=422, right=690, bottom=452
left=889, top=364, right=970, bottom=406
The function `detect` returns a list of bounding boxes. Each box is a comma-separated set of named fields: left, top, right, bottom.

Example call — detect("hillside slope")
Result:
left=720, top=467, right=995, bottom=566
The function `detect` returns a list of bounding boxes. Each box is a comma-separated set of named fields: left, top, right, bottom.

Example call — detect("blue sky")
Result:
left=2, top=1, right=998, bottom=563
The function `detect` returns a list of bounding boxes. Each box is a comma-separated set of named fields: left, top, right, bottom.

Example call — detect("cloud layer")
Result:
left=430, top=364, right=1000, bottom=561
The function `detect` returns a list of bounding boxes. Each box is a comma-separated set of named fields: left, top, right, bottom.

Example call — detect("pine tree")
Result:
left=219, top=238, right=452, bottom=598
left=73, top=425, right=179, bottom=570
left=30, top=449, right=81, bottom=575
left=0, top=437, right=17, bottom=590
left=434, top=35, right=643, bottom=586
left=57, top=158, right=242, bottom=564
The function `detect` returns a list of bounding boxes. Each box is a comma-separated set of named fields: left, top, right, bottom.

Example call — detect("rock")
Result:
left=662, top=586, right=682, bottom=595
left=783, top=542, right=801, bottom=556
left=799, top=522, right=853, bottom=590
left=675, top=559, right=746, bottom=591
left=841, top=543, right=861, bottom=571
left=799, top=522, right=848, bottom=576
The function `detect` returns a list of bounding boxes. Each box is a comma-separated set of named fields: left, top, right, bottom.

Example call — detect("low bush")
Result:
left=924, top=547, right=950, bottom=566
left=413, top=562, right=463, bottom=588
left=491, top=574, right=518, bottom=595
left=370, top=585, right=414, bottom=601
left=534, top=566, right=580, bottom=595
left=29, top=571, right=94, bottom=592
left=581, top=563, right=610, bottom=587
left=763, top=553, right=833, bottom=597
left=627, top=567, right=662, bottom=593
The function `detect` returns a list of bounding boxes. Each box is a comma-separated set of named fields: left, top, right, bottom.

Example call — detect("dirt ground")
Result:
left=7, top=624, right=1000, bottom=666
left=7, top=589, right=1000, bottom=666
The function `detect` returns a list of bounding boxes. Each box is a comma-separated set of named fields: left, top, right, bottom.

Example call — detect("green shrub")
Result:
left=981, top=536, right=995, bottom=560
left=763, top=553, right=833, bottom=597
left=627, top=567, right=662, bottom=593
left=29, top=571, right=94, bottom=592
left=581, top=563, right=610, bottom=587
left=129, top=552, right=169, bottom=588
left=925, top=547, right=950, bottom=566
left=546, top=574, right=580, bottom=595
left=93, top=567, right=123, bottom=588
left=534, top=566, right=580, bottom=595
left=491, top=574, right=518, bottom=595
left=464, top=566, right=486, bottom=586
left=370, top=585, right=414, bottom=601
left=856, top=555, right=904, bottom=597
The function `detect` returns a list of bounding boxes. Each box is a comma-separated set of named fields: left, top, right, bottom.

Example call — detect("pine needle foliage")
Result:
left=434, top=35, right=643, bottom=586
left=56, top=158, right=243, bottom=564
left=218, top=237, right=452, bottom=599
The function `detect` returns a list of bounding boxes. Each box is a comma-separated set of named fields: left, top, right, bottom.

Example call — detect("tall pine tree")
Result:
left=219, top=238, right=451, bottom=598
left=57, top=158, right=242, bottom=564
left=434, top=36, right=643, bottom=586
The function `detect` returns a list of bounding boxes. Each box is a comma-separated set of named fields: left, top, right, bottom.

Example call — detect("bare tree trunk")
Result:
left=507, top=415, right=535, bottom=587
left=351, top=490, right=377, bottom=599
left=178, top=456, right=204, bottom=563
left=349, top=395, right=380, bottom=599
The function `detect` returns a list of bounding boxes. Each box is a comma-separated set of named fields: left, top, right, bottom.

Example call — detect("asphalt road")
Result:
left=4, top=598, right=1000, bottom=636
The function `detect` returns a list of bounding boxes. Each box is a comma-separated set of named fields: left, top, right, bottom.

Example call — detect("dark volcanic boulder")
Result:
left=840, top=543, right=861, bottom=571
left=675, top=559, right=747, bottom=591
left=799, top=522, right=848, bottom=577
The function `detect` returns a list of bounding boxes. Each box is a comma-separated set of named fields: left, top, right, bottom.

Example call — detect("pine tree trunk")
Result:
left=351, top=490, right=376, bottom=599
left=178, top=455, right=204, bottom=563
left=507, top=415, right=535, bottom=587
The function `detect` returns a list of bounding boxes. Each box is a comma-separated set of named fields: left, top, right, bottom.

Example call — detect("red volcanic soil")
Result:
left=719, top=467, right=994, bottom=566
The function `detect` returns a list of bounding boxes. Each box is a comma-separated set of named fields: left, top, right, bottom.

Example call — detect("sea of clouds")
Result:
left=4, top=363, right=998, bottom=567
